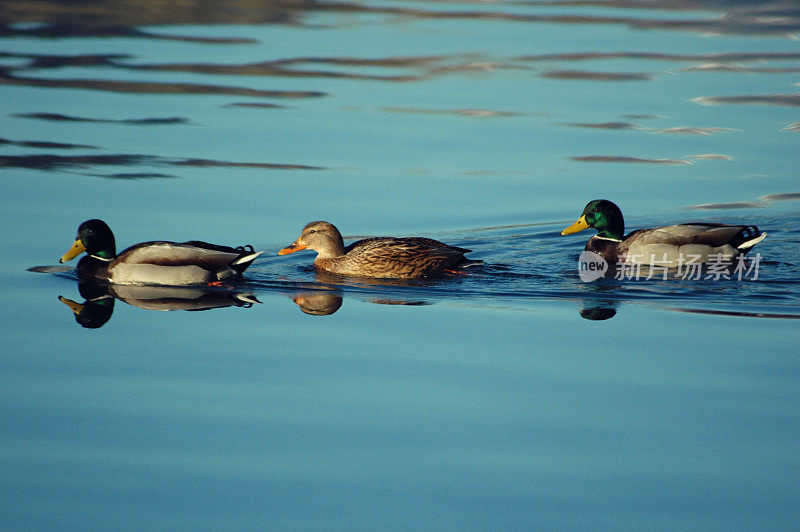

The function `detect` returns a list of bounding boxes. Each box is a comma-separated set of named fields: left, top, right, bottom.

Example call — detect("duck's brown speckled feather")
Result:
left=322, top=237, right=474, bottom=278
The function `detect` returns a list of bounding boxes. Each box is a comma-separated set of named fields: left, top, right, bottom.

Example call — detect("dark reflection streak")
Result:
left=173, top=158, right=323, bottom=170
left=226, top=102, right=286, bottom=109
left=0, top=24, right=256, bottom=44
left=129, top=62, right=421, bottom=82
left=681, top=65, right=800, bottom=74
left=135, top=30, right=256, bottom=45
left=1, top=51, right=504, bottom=83
left=571, top=156, right=690, bottom=165
left=0, top=137, right=97, bottom=150
left=14, top=51, right=797, bottom=75
left=762, top=192, right=800, bottom=201
left=369, top=299, right=428, bottom=306
left=672, top=308, right=800, bottom=320
left=382, top=107, right=523, bottom=118
left=543, top=70, right=651, bottom=81
left=0, top=72, right=325, bottom=99
left=693, top=95, right=800, bottom=107
left=686, top=192, right=800, bottom=210
left=273, top=56, right=449, bottom=67
left=14, top=113, right=187, bottom=125
left=686, top=202, right=766, bottom=210
left=323, top=4, right=800, bottom=35
left=3, top=2, right=800, bottom=37
left=518, top=52, right=800, bottom=62
left=84, top=172, right=177, bottom=180
left=657, top=127, right=736, bottom=135
left=0, top=53, right=131, bottom=69
left=0, top=154, right=324, bottom=172
left=0, top=154, right=150, bottom=171
left=2, top=51, right=451, bottom=70
left=560, top=122, right=638, bottom=130
left=119, top=57, right=527, bottom=82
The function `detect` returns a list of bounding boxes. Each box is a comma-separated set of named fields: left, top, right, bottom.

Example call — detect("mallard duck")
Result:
left=561, top=199, right=766, bottom=266
left=278, top=221, right=480, bottom=278
left=59, top=219, right=263, bottom=285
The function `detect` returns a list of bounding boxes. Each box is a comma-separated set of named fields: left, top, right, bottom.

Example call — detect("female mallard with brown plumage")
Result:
left=561, top=199, right=766, bottom=266
left=278, top=221, right=480, bottom=278
left=60, top=219, right=263, bottom=286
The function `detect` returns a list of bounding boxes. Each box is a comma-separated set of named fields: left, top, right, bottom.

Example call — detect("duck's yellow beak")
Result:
left=58, top=295, right=84, bottom=315
left=561, top=215, right=590, bottom=235
left=60, top=239, right=86, bottom=263
left=278, top=239, right=307, bottom=256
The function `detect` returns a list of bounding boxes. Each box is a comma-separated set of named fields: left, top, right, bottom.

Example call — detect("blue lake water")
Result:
left=2, top=1, right=799, bottom=528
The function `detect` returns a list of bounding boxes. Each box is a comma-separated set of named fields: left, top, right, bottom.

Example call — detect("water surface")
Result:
left=2, top=1, right=799, bottom=528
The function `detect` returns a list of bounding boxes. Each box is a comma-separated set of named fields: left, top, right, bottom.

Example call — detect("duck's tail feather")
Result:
left=232, top=293, right=261, bottom=306
left=231, top=250, right=264, bottom=273
left=459, top=258, right=483, bottom=268
left=738, top=229, right=767, bottom=251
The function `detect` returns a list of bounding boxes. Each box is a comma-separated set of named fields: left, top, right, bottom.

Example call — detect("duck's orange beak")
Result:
left=561, top=215, right=590, bottom=235
left=60, top=238, right=86, bottom=263
left=278, top=239, right=307, bottom=255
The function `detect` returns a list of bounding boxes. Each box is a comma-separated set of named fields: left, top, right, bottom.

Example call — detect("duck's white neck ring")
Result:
left=89, top=254, right=114, bottom=262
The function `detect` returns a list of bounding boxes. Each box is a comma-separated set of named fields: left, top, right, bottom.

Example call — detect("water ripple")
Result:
left=13, top=113, right=187, bottom=125
left=0, top=137, right=97, bottom=150
left=692, top=94, right=800, bottom=107
left=0, top=153, right=324, bottom=173
left=0, top=70, right=326, bottom=99
left=570, top=155, right=692, bottom=165
left=541, top=70, right=651, bottom=81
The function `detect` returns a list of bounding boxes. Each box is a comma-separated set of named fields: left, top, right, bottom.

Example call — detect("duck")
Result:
left=561, top=199, right=766, bottom=266
left=278, top=221, right=480, bottom=278
left=59, top=219, right=263, bottom=285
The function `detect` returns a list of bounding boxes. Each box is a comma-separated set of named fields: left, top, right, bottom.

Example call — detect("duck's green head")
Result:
left=561, top=199, right=625, bottom=240
left=60, top=219, right=116, bottom=263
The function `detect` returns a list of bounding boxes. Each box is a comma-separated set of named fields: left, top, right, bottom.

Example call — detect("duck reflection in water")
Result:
left=290, top=274, right=432, bottom=317
left=59, top=280, right=260, bottom=328
left=292, top=291, right=344, bottom=316
left=579, top=300, right=619, bottom=321
left=290, top=291, right=431, bottom=316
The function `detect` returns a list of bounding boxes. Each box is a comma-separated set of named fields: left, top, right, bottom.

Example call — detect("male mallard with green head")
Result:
left=278, top=221, right=480, bottom=278
left=561, top=200, right=766, bottom=266
left=60, top=219, right=263, bottom=286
